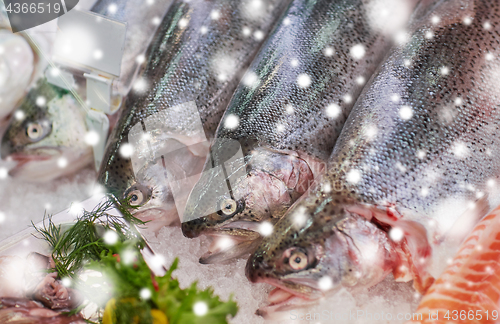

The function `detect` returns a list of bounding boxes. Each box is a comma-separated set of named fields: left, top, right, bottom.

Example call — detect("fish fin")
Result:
left=368, top=205, right=435, bottom=292
left=443, top=194, right=490, bottom=244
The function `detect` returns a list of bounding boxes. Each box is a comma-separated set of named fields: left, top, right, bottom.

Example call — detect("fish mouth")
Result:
left=197, top=228, right=263, bottom=264
left=252, top=277, right=323, bottom=318
left=6, top=147, right=92, bottom=181
left=256, top=287, right=320, bottom=318
left=131, top=207, right=181, bottom=234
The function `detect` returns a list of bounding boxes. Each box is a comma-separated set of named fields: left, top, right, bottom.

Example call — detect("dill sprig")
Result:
left=33, top=197, right=146, bottom=279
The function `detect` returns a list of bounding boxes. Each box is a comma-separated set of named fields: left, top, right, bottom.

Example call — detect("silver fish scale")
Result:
left=214, top=0, right=389, bottom=161
left=329, top=0, right=500, bottom=222
left=99, top=0, right=291, bottom=196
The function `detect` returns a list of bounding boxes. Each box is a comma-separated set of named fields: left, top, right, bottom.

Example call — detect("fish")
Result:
left=0, top=298, right=86, bottom=323
left=98, top=0, right=292, bottom=233
left=0, top=30, right=34, bottom=126
left=0, top=0, right=174, bottom=181
left=407, top=205, right=500, bottom=324
left=245, top=0, right=500, bottom=315
left=1, top=79, right=92, bottom=181
left=180, top=0, right=425, bottom=264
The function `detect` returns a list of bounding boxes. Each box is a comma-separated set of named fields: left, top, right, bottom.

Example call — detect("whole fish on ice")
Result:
left=98, top=0, right=291, bottom=233
left=181, top=0, right=425, bottom=264
left=246, top=0, right=500, bottom=314
left=0, top=0, right=173, bottom=181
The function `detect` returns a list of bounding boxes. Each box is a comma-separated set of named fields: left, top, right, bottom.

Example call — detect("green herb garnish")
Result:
left=34, top=197, right=238, bottom=324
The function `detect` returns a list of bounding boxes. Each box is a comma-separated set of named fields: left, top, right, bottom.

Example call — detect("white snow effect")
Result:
left=242, top=71, right=259, bottom=88
left=93, top=49, right=103, bottom=60
left=57, top=157, right=68, bottom=168
left=296, top=74, right=311, bottom=88
left=285, top=104, right=294, bottom=114
left=440, top=66, right=449, bottom=75
left=0, top=168, right=8, bottom=179
left=416, top=150, right=426, bottom=159
left=242, top=27, right=251, bottom=36
left=318, top=276, right=333, bottom=291
left=133, top=77, right=148, bottom=92
left=346, top=169, right=362, bottom=184
left=62, top=277, right=72, bottom=287
left=350, top=44, right=365, bottom=59
left=103, top=230, right=119, bottom=245
left=343, top=94, right=353, bottom=103
left=431, top=15, right=440, bottom=24
left=364, top=125, right=377, bottom=140
left=178, top=18, right=189, bottom=28
left=136, top=54, right=146, bottom=64
left=420, top=188, right=429, bottom=197
left=451, top=141, right=468, bottom=158
left=463, top=17, right=472, bottom=25
left=193, top=301, right=209, bottom=316
left=290, top=59, right=299, bottom=67
left=140, top=288, right=152, bottom=300
left=119, top=143, right=134, bottom=158
left=403, top=59, right=411, bottom=67
left=14, top=110, right=25, bottom=121
left=486, top=52, right=494, bottom=61
left=356, top=76, right=365, bottom=85
left=484, top=21, right=492, bottom=30
left=84, top=131, right=100, bottom=146
left=201, top=26, right=208, bottom=34
left=36, top=96, right=46, bottom=107
left=324, top=46, right=334, bottom=57
left=210, top=10, right=220, bottom=20
left=292, top=207, right=308, bottom=229
left=224, top=114, right=240, bottom=130
left=390, top=94, right=400, bottom=102
left=151, top=17, right=161, bottom=26
left=107, top=3, right=117, bottom=14
left=0, top=212, right=5, bottom=223
left=425, top=31, right=434, bottom=39
left=283, top=17, right=291, bottom=26
left=258, top=221, right=273, bottom=237
left=399, top=106, right=413, bottom=120
left=253, top=30, right=264, bottom=41
left=325, top=103, right=341, bottom=118
left=276, top=124, right=285, bottom=132
left=454, top=97, right=463, bottom=105
left=389, top=227, right=404, bottom=242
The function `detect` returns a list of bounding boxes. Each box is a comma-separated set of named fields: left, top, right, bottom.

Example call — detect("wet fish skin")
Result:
left=98, top=0, right=291, bottom=230
left=246, top=0, right=500, bottom=309
left=181, top=0, right=424, bottom=262
left=0, top=0, right=173, bottom=181
left=1, top=79, right=92, bottom=181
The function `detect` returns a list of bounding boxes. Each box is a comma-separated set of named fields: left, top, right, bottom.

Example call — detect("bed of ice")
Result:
left=0, top=168, right=458, bottom=324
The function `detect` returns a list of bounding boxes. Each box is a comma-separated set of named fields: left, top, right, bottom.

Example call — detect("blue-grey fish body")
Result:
left=98, top=0, right=292, bottom=232
left=181, top=0, right=425, bottom=264
left=246, top=0, right=500, bottom=314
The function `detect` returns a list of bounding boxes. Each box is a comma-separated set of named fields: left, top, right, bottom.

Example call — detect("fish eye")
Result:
left=26, top=123, right=45, bottom=140
left=289, top=251, right=308, bottom=270
left=124, top=185, right=150, bottom=207
left=220, top=198, right=237, bottom=215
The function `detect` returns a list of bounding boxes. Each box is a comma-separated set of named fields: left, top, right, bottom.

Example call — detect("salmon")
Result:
left=407, top=206, right=500, bottom=324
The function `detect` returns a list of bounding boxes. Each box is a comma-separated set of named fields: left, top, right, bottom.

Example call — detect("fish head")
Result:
left=181, top=144, right=311, bottom=262
left=1, top=81, right=92, bottom=181
left=245, top=190, right=399, bottom=306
